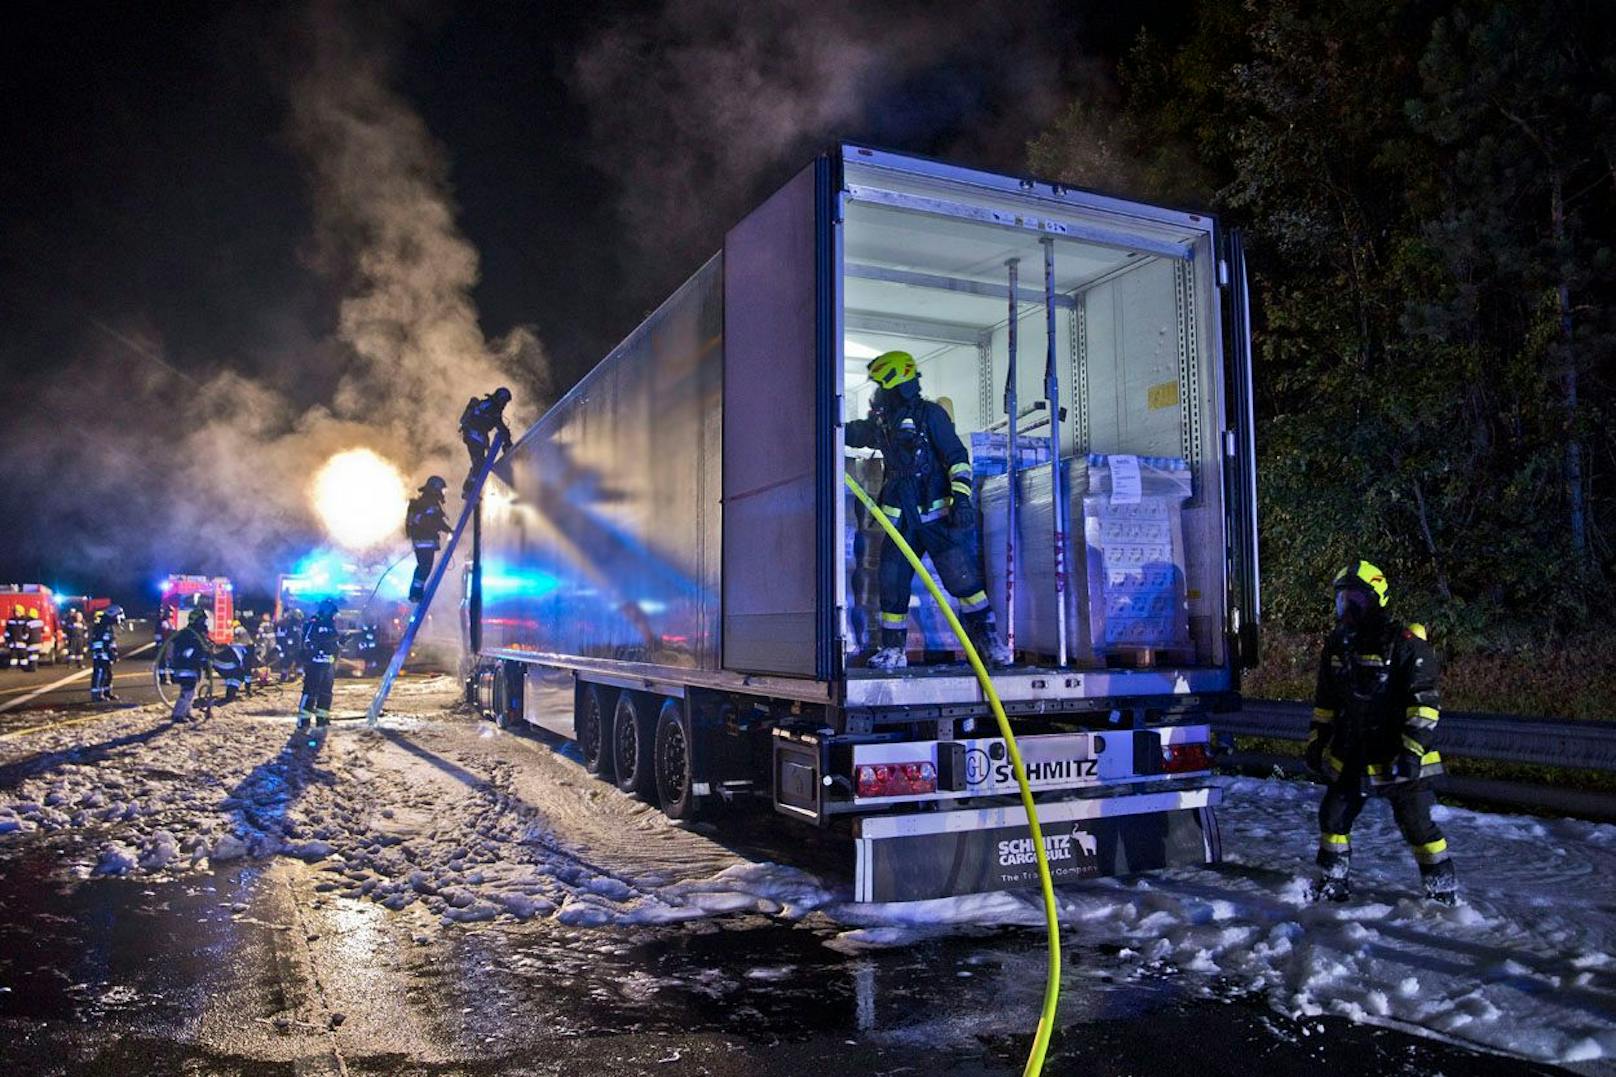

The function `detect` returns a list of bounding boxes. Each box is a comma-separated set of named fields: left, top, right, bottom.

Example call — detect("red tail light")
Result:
left=1162, top=743, right=1212, bottom=773
left=855, top=760, right=937, bottom=798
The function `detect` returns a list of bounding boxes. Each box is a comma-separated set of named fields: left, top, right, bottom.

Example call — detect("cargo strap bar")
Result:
left=365, top=433, right=506, bottom=727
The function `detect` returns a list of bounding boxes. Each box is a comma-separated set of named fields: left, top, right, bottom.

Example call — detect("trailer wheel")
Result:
left=654, top=699, right=700, bottom=821
left=579, top=683, right=616, bottom=779
left=611, top=692, right=656, bottom=798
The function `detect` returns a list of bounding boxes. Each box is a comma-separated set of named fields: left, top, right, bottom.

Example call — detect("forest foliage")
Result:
left=1030, top=1, right=1616, bottom=654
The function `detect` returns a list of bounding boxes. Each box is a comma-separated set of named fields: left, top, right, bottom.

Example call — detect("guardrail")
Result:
left=1213, top=701, right=1616, bottom=820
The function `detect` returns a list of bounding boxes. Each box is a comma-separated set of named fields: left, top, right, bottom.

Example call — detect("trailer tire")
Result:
left=579, top=683, right=616, bottom=779
left=654, top=700, right=700, bottom=820
left=612, top=692, right=657, bottom=799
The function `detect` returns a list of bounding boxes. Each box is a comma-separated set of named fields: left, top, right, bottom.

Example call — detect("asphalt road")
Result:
left=0, top=851, right=1562, bottom=1077
left=0, top=624, right=158, bottom=721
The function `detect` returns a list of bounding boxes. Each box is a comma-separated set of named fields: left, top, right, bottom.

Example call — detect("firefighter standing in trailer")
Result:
left=65, top=608, right=88, bottom=667
left=845, top=351, right=1012, bottom=670
left=168, top=608, right=215, bottom=721
left=6, top=605, right=29, bottom=670
left=1306, top=561, right=1458, bottom=905
left=458, top=387, right=512, bottom=493
left=296, top=598, right=341, bottom=731
left=405, top=476, right=452, bottom=602
left=88, top=605, right=123, bottom=702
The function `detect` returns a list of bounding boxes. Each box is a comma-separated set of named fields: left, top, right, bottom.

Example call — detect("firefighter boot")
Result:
left=1422, top=860, right=1459, bottom=906
left=1313, top=838, right=1351, bottom=903
left=967, top=616, right=1014, bottom=669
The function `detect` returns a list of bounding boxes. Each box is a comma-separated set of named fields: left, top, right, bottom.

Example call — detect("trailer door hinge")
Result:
left=1223, top=430, right=1237, bottom=457
left=1218, top=258, right=1230, bottom=287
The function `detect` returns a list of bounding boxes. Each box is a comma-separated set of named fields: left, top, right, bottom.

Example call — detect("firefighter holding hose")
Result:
left=1307, top=561, right=1458, bottom=905
left=168, top=608, right=215, bottom=721
left=846, top=351, right=1011, bottom=671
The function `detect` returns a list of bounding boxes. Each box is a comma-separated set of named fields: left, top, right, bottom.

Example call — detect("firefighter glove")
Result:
left=1304, top=738, right=1326, bottom=776
left=1393, top=749, right=1423, bottom=781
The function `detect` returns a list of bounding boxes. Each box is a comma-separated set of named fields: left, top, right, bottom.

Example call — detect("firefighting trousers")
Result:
left=171, top=674, right=199, bottom=720
left=1317, top=776, right=1452, bottom=880
left=877, top=513, right=991, bottom=647
left=9, top=645, right=31, bottom=670
left=411, top=546, right=436, bottom=601
left=299, top=662, right=334, bottom=723
left=90, top=658, right=113, bottom=698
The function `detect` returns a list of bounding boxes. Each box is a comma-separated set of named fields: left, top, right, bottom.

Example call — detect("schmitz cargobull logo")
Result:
left=996, top=825, right=1100, bottom=868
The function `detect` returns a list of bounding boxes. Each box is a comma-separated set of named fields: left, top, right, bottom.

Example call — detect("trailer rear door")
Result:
left=721, top=160, right=837, bottom=677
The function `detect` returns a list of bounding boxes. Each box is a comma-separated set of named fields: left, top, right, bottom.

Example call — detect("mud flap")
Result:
left=853, top=787, right=1221, bottom=903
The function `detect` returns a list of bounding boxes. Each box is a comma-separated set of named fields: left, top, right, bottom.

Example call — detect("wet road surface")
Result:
left=0, top=843, right=1565, bottom=1076
left=0, top=624, right=157, bottom=722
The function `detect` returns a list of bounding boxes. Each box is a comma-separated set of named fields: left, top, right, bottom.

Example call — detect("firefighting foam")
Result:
left=311, top=449, right=408, bottom=550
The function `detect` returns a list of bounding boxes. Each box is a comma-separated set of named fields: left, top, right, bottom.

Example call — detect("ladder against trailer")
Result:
left=365, top=434, right=506, bottom=726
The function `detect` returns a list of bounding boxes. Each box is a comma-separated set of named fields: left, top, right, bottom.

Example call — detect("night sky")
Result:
left=1, top=0, right=1175, bottom=607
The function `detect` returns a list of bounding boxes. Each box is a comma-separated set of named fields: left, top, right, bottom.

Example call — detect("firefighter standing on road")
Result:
left=6, top=605, right=29, bottom=670
left=65, top=608, right=88, bottom=668
left=275, top=610, right=304, bottom=682
left=458, top=387, right=513, bottom=493
left=24, top=607, right=44, bottom=672
left=405, top=476, right=453, bottom=602
left=1307, top=561, right=1457, bottom=905
left=155, top=603, right=174, bottom=685
left=297, top=597, right=342, bottom=731
left=89, top=605, right=123, bottom=702
left=169, top=608, right=215, bottom=721
left=845, top=351, right=1012, bottom=671
left=255, top=614, right=278, bottom=686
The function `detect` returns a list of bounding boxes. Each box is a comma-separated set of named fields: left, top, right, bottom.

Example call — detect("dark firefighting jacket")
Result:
left=89, top=618, right=119, bottom=662
left=169, top=626, right=212, bottom=680
left=405, top=494, right=452, bottom=549
left=302, top=618, right=341, bottom=665
left=458, top=395, right=512, bottom=446
left=1309, top=618, right=1443, bottom=788
left=844, top=397, right=973, bottom=526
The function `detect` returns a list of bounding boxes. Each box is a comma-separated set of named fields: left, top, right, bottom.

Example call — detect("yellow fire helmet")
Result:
left=1333, top=560, right=1389, bottom=607
left=28, top=608, right=38, bottom=619
left=867, top=350, right=918, bottom=389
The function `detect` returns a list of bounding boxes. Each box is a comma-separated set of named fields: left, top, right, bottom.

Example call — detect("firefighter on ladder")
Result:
left=458, top=387, right=512, bottom=493
left=844, top=351, right=1011, bottom=670
left=405, top=475, right=452, bottom=602
left=1307, top=561, right=1458, bottom=905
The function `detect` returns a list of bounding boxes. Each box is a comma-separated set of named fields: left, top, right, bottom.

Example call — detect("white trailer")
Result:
left=468, top=144, right=1259, bottom=902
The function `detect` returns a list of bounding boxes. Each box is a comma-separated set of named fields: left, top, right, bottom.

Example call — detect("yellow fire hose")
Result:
left=845, top=473, right=1060, bottom=1077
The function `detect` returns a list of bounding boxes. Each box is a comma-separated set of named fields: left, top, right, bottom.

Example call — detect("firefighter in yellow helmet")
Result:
left=1307, top=561, right=1456, bottom=905
left=845, top=351, right=1011, bottom=670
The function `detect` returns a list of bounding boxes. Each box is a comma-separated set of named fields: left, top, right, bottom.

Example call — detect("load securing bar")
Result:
left=365, top=433, right=506, bottom=727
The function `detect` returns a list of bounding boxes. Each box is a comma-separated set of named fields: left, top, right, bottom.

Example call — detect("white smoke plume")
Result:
left=571, top=0, right=1072, bottom=271
left=21, top=0, right=546, bottom=596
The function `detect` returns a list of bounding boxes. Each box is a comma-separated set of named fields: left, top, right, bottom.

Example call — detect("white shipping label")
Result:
left=1109, top=454, right=1142, bottom=505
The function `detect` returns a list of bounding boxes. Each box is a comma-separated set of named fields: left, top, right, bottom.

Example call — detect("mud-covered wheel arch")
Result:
left=578, top=682, right=616, bottom=779
left=612, top=690, right=657, bottom=798
left=654, top=698, right=701, bottom=820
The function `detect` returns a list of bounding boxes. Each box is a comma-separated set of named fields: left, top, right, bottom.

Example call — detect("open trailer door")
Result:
left=721, top=159, right=838, bottom=678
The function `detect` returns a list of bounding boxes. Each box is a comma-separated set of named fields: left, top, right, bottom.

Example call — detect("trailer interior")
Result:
left=837, top=153, right=1235, bottom=707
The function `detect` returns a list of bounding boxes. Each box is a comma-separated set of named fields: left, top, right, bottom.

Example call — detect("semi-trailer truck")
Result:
left=465, top=145, right=1259, bottom=903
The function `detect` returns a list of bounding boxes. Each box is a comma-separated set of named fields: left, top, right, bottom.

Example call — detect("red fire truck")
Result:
left=0, top=584, right=63, bottom=664
left=158, top=575, right=236, bottom=646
